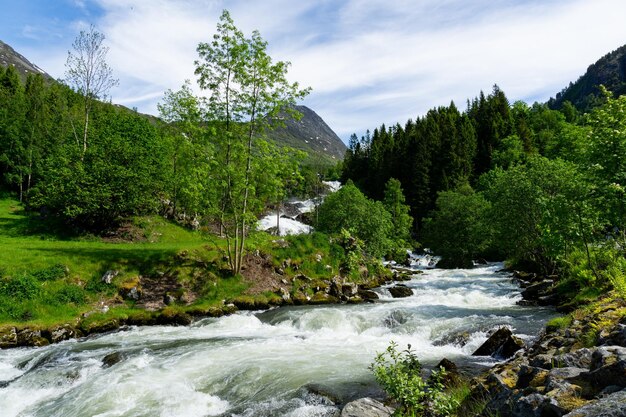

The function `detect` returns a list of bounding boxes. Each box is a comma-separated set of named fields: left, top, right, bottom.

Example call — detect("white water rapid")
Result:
left=0, top=263, right=556, bottom=417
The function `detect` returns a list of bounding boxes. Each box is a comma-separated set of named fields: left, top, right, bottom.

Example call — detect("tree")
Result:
left=423, top=184, right=492, bottom=268
left=195, top=10, right=310, bottom=274
left=316, top=181, right=393, bottom=257
left=483, top=157, right=596, bottom=274
left=382, top=178, right=413, bottom=242
left=65, top=25, right=118, bottom=155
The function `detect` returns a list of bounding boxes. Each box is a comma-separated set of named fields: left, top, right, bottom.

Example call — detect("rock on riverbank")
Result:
left=470, top=295, right=626, bottom=417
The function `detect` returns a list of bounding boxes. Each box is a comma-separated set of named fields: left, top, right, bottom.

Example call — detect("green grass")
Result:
left=545, top=315, right=573, bottom=332
left=0, top=194, right=222, bottom=327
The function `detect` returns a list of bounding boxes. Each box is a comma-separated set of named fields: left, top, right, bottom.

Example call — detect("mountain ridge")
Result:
left=549, top=43, right=626, bottom=111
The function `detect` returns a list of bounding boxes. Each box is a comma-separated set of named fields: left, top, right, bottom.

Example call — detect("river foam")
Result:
left=0, top=263, right=555, bottom=417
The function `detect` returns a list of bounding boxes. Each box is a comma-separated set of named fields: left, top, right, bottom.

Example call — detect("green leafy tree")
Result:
left=383, top=178, right=413, bottom=242
left=158, top=80, right=214, bottom=217
left=194, top=10, right=310, bottom=274
left=316, top=181, right=393, bottom=257
left=423, top=184, right=492, bottom=268
left=483, top=157, right=597, bottom=274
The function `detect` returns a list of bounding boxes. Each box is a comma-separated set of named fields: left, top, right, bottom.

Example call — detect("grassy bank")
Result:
left=0, top=193, right=390, bottom=345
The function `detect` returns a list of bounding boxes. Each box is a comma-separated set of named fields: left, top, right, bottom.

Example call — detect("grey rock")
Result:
left=590, top=346, right=626, bottom=371
left=341, top=398, right=393, bottom=417
left=388, top=285, right=413, bottom=298
left=473, top=327, right=525, bottom=359
left=102, top=352, right=125, bottom=368
left=358, top=289, right=379, bottom=301
left=563, top=389, right=626, bottom=417
left=101, top=270, right=119, bottom=284
left=552, top=349, right=593, bottom=369
left=512, top=393, right=562, bottom=417
left=0, top=327, right=17, bottom=348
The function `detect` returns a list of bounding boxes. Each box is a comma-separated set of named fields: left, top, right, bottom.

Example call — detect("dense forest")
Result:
left=341, top=81, right=626, bottom=303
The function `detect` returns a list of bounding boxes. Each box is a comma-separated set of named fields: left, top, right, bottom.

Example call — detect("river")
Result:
left=0, top=262, right=556, bottom=417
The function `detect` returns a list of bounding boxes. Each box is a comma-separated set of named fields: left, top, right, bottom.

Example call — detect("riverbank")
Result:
left=464, top=292, right=626, bottom=417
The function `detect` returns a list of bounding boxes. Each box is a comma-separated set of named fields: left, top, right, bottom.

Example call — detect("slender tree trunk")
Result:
left=276, top=202, right=281, bottom=236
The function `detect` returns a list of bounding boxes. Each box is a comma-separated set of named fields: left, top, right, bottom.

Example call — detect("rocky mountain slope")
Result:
left=549, top=43, right=626, bottom=112
left=0, top=40, right=53, bottom=82
left=267, top=105, right=347, bottom=164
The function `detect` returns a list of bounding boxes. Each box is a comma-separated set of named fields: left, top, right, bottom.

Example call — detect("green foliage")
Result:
left=32, top=264, right=68, bottom=281
left=0, top=274, right=40, bottom=300
left=370, top=341, right=458, bottom=417
left=194, top=10, right=310, bottom=274
left=423, top=184, right=492, bottom=268
left=545, top=315, right=573, bottom=332
left=483, top=156, right=596, bottom=274
left=316, top=181, right=393, bottom=257
left=55, top=285, right=87, bottom=305
left=383, top=178, right=413, bottom=243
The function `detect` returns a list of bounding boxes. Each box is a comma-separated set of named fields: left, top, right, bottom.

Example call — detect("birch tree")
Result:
left=65, top=25, right=118, bottom=155
left=195, top=10, right=310, bottom=274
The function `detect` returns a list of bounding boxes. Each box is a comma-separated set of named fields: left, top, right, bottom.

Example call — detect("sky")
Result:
left=2, top=0, right=626, bottom=142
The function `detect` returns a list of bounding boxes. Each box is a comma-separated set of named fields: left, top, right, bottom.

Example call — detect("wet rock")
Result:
left=16, top=329, right=49, bottom=347
left=309, top=292, right=339, bottom=305
left=473, top=327, right=524, bottom=359
left=562, top=388, right=626, bottom=417
left=521, top=280, right=555, bottom=301
left=276, top=287, right=291, bottom=303
left=342, top=283, right=358, bottom=297
left=157, top=310, right=193, bottom=326
left=80, top=318, right=121, bottom=335
left=302, top=383, right=340, bottom=405
left=433, top=358, right=461, bottom=386
left=358, top=289, right=379, bottom=302
left=102, top=352, right=124, bottom=368
left=388, top=285, right=413, bottom=298
left=341, top=397, right=393, bottom=417
left=44, top=325, right=81, bottom=344
left=101, top=270, right=119, bottom=284
left=0, top=327, right=17, bottom=348
left=163, top=293, right=176, bottom=306
left=433, top=330, right=471, bottom=347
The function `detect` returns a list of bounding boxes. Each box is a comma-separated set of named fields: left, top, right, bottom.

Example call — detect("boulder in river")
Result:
left=358, top=289, right=379, bottom=302
left=472, top=327, right=524, bottom=359
left=388, top=285, right=413, bottom=298
left=341, top=397, right=393, bottom=417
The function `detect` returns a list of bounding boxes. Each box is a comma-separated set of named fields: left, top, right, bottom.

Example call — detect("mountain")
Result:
left=267, top=105, right=347, bottom=164
left=0, top=40, right=53, bottom=82
left=549, top=44, right=626, bottom=111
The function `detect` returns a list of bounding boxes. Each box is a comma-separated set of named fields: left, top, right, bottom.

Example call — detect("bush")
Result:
left=370, top=341, right=458, bottom=417
left=55, top=285, right=87, bottom=305
left=0, top=275, right=40, bottom=300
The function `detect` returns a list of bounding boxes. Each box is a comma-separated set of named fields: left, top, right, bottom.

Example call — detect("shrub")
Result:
left=0, top=275, right=40, bottom=300
left=370, top=341, right=458, bottom=417
left=55, top=285, right=87, bottom=305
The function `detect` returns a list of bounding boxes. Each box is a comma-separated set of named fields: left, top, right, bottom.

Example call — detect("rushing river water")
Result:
left=0, top=262, right=556, bottom=417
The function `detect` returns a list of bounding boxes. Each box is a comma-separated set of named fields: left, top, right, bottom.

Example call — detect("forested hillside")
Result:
left=550, top=43, right=626, bottom=112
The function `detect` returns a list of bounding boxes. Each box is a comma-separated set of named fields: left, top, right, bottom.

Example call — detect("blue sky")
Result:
left=2, top=0, right=626, bottom=141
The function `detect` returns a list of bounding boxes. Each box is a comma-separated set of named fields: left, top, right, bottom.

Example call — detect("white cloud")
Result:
left=22, top=0, right=626, bottom=140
